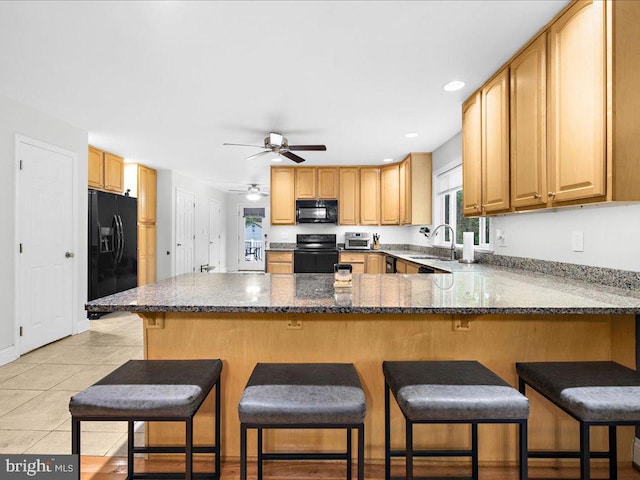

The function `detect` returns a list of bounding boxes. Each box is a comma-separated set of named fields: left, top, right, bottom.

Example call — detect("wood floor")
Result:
left=81, top=456, right=640, bottom=479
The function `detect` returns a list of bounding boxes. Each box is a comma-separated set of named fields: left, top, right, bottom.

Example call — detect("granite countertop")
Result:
left=86, top=267, right=640, bottom=315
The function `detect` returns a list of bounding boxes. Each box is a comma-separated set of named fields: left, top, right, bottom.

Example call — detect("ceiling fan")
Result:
left=223, top=132, right=326, bottom=163
left=229, top=184, right=269, bottom=201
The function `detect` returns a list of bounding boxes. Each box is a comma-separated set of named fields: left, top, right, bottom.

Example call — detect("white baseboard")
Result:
left=0, top=344, right=19, bottom=366
left=76, top=318, right=90, bottom=334
left=633, top=437, right=640, bottom=469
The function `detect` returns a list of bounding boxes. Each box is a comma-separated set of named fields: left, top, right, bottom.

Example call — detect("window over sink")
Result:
left=433, top=164, right=491, bottom=249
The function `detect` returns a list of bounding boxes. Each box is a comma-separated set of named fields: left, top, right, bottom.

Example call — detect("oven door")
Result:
left=294, top=250, right=339, bottom=273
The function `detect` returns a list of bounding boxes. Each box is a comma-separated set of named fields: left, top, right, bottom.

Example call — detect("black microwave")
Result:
left=295, top=199, right=338, bottom=224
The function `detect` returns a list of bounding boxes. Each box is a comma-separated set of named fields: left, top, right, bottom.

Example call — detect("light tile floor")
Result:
left=0, top=312, right=144, bottom=456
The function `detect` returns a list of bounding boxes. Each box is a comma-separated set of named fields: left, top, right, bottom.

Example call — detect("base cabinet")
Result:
left=266, top=251, right=294, bottom=273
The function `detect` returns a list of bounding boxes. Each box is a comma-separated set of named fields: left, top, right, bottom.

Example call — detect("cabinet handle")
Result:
left=534, top=193, right=542, bottom=199
left=547, top=192, right=556, bottom=198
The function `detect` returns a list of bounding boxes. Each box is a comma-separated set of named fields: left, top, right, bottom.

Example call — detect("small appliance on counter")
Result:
left=344, top=232, right=371, bottom=250
left=334, top=263, right=353, bottom=288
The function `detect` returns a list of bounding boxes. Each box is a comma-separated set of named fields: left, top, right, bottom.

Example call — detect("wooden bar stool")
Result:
left=69, top=359, right=222, bottom=480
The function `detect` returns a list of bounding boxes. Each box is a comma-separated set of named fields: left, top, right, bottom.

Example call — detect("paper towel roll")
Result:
left=463, top=232, right=474, bottom=262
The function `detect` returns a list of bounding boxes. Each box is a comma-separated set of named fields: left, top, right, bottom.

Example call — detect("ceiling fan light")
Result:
left=404, top=132, right=419, bottom=138
left=269, top=133, right=284, bottom=146
left=246, top=193, right=261, bottom=201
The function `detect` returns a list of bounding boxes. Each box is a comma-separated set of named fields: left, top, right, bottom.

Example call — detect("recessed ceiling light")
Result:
left=404, top=132, right=419, bottom=138
left=383, top=158, right=393, bottom=163
left=443, top=80, right=466, bottom=92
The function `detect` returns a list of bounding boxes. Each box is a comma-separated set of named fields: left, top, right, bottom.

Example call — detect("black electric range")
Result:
left=293, top=234, right=338, bottom=273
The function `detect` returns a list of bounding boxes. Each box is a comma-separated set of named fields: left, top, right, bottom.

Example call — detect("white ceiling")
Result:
left=0, top=1, right=567, bottom=193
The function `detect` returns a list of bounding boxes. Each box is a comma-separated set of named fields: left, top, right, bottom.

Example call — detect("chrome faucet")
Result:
left=425, top=224, right=457, bottom=260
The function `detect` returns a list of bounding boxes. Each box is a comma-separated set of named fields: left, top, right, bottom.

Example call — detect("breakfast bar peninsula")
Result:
left=86, top=266, right=640, bottom=466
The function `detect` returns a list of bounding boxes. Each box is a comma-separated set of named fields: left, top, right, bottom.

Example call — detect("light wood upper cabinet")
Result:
left=317, top=168, right=339, bottom=199
left=380, top=164, right=400, bottom=225
left=339, top=168, right=359, bottom=225
left=295, top=167, right=316, bottom=199
left=400, top=153, right=432, bottom=225
left=103, top=152, right=124, bottom=193
left=270, top=167, right=296, bottom=225
left=138, top=165, right=157, bottom=223
left=360, top=167, right=380, bottom=225
left=482, top=68, right=510, bottom=213
left=88, top=146, right=104, bottom=189
left=548, top=0, right=605, bottom=203
left=511, top=34, right=547, bottom=209
left=462, top=93, right=482, bottom=216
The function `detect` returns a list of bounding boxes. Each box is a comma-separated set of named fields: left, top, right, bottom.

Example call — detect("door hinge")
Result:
left=19, top=160, right=23, bottom=170
left=193, top=235, right=195, bottom=240
left=19, top=243, right=23, bottom=253
left=19, top=326, right=23, bottom=337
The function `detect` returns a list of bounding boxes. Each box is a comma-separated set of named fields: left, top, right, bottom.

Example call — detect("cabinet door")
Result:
left=138, top=165, right=157, bottom=223
left=88, top=146, right=104, bottom=189
left=365, top=253, right=384, bottom=274
left=482, top=68, right=510, bottom=213
left=405, top=262, right=420, bottom=274
left=103, top=153, right=124, bottom=193
left=138, top=223, right=156, bottom=286
left=266, top=252, right=294, bottom=273
left=511, top=34, right=547, bottom=209
left=380, top=164, right=400, bottom=225
left=462, top=93, right=483, bottom=216
left=270, top=167, right=296, bottom=225
left=317, top=168, right=339, bottom=199
left=395, top=259, right=407, bottom=274
left=339, top=168, right=359, bottom=225
left=548, top=0, right=605, bottom=202
left=295, top=167, right=316, bottom=199
left=360, top=167, right=380, bottom=225
left=399, top=158, right=411, bottom=224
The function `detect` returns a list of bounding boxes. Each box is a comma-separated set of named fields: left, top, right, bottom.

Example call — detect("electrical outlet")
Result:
left=496, top=229, right=506, bottom=247
left=571, top=231, right=584, bottom=252
left=453, top=318, right=471, bottom=331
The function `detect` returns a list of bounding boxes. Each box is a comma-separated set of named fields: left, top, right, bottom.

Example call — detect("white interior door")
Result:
left=175, top=189, right=195, bottom=275
left=17, top=139, right=74, bottom=354
left=237, top=205, right=268, bottom=271
left=209, top=199, right=221, bottom=271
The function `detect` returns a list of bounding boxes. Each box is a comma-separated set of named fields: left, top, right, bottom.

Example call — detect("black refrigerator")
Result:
left=88, top=189, right=138, bottom=309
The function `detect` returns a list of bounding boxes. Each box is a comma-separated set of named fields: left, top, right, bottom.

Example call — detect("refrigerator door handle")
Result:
left=117, top=215, right=125, bottom=263
left=111, top=215, right=120, bottom=262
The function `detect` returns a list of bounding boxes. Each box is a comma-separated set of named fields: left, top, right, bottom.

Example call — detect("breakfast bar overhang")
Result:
left=86, top=269, right=640, bottom=467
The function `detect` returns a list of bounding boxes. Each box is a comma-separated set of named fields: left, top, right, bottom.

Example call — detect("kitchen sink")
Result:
left=409, top=255, right=438, bottom=260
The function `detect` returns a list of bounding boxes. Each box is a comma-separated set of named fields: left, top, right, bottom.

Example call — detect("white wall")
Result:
left=0, top=93, right=88, bottom=361
left=433, top=131, right=640, bottom=272
left=269, top=224, right=424, bottom=247
left=155, top=170, right=227, bottom=280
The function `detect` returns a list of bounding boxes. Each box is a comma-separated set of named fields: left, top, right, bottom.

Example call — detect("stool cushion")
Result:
left=69, top=359, right=222, bottom=418
left=238, top=363, right=366, bottom=425
left=383, top=361, right=529, bottom=421
left=516, top=361, right=640, bottom=422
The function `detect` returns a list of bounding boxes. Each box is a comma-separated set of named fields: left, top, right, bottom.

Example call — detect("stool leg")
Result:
left=257, top=427, right=263, bottom=480
left=186, top=418, right=193, bottom=480
left=580, top=422, right=590, bottom=480
left=215, top=379, right=221, bottom=478
left=384, top=382, right=391, bottom=480
left=471, top=423, right=479, bottom=480
left=519, top=420, right=528, bottom=480
left=72, top=418, right=80, bottom=456
left=405, top=419, right=413, bottom=480
left=358, top=424, right=365, bottom=480
left=346, top=427, right=352, bottom=480
left=240, top=424, right=247, bottom=480
left=609, top=425, right=617, bottom=480
left=128, top=421, right=134, bottom=480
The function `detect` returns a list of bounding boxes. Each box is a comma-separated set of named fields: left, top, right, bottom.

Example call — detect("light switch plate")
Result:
left=571, top=231, right=584, bottom=252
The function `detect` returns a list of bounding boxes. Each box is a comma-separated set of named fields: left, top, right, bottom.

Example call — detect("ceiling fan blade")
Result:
left=223, top=143, right=266, bottom=148
left=282, top=151, right=306, bottom=163
left=288, top=145, right=327, bottom=151
left=245, top=150, right=273, bottom=161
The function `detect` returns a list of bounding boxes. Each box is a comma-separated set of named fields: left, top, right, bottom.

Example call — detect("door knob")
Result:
left=177, top=243, right=182, bottom=246
left=65, top=252, right=74, bottom=258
